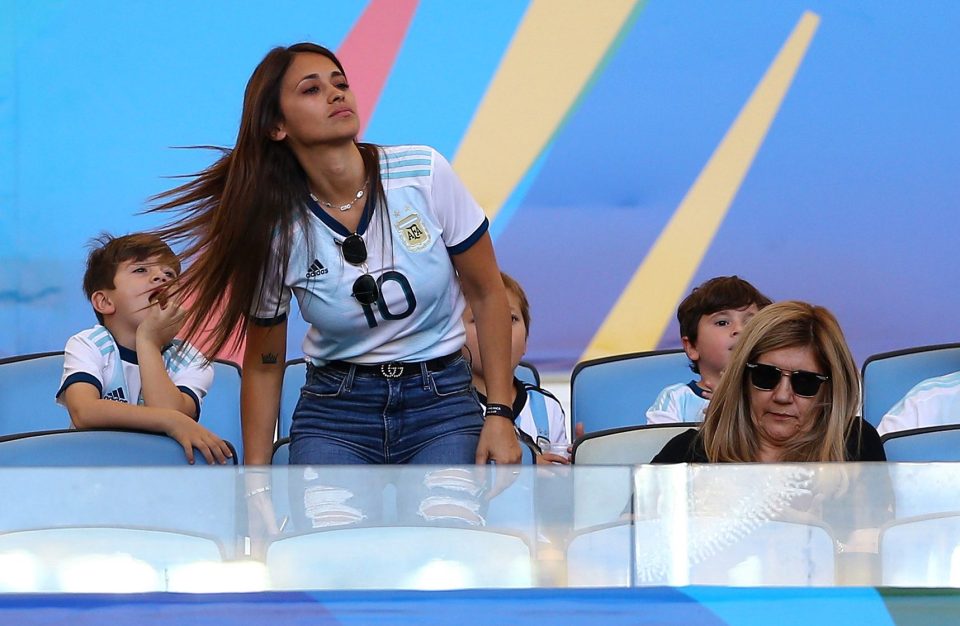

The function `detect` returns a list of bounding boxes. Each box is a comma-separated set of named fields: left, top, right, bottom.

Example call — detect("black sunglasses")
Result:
left=339, top=234, right=379, bottom=306
left=746, top=362, right=829, bottom=397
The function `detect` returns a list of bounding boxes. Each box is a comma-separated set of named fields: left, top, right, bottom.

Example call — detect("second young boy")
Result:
left=646, top=276, right=771, bottom=424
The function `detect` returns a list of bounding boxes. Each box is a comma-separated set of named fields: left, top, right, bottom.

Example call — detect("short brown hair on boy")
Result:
left=83, top=233, right=180, bottom=323
left=678, top=276, right=772, bottom=371
left=500, top=272, right=531, bottom=338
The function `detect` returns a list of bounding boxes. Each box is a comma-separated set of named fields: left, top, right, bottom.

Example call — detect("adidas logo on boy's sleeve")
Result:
left=104, top=388, right=128, bottom=403
left=306, top=259, right=328, bottom=278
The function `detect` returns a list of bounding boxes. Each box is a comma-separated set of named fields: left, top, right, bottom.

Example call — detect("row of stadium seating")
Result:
left=0, top=433, right=955, bottom=590
left=0, top=354, right=537, bottom=460
left=1, top=343, right=958, bottom=461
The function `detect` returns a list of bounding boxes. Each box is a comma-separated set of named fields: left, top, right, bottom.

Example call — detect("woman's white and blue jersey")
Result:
left=251, top=146, right=488, bottom=365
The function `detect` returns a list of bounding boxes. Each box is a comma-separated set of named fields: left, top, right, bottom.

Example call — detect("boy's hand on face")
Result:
left=137, top=296, right=188, bottom=348
left=163, top=410, right=234, bottom=464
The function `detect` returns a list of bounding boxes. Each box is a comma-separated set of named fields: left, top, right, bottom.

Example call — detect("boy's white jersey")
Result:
left=877, top=370, right=960, bottom=435
left=645, top=381, right=709, bottom=424
left=252, top=146, right=488, bottom=366
left=517, top=386, right=569, bottom=448
left=56, top=325, right=213, bottom=415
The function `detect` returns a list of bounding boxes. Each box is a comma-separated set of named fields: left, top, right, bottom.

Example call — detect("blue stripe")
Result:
left=381, top=158, right=432, bottom=168
left=447, top=218, right=489, bottom=255
left=382, top=170, right=431, bottom=179
left=57, top=372, right=102, bottom=399
left=379, top=149, right=432, bottom=159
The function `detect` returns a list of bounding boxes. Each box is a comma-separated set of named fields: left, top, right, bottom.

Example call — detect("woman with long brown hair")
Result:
left=149, top=43, right=520, bottom=469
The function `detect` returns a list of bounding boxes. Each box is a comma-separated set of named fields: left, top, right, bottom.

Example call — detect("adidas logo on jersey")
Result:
left=306, top=259, right=328, bottom=278
left=104, top=388, right=128, bottom=403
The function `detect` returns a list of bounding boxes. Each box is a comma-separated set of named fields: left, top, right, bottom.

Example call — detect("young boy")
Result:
left=877, top=370, right=960, bottom=435
left=646, top=276, right=771, bottom=424
left=463, top=272, right=569, bottom=464
left=56, top=233, right=232, bottom=464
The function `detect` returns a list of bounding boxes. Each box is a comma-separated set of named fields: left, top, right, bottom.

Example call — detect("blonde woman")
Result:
left=654, top=301, right=884, bottom=463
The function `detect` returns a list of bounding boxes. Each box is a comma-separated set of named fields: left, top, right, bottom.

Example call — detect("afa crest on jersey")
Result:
left=396, top=209, right=431, bottom=252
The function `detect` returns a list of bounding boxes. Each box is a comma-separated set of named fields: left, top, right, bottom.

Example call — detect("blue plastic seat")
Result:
left=572, top=424, right=694, bottom=465
left=0, top=352, right=71, bottom=436
left=880, top=513, right=960, bottom=587
left=571, top=350, right=691, bottom=434
left=515, top=360, right=540, bottom=387
left=203, top=359, right=244, bottom=459
left=881, top=424, right=960, bottom=462
left=0, top=428, right=237, bottom=466
left=861, top=343, right=960, bottom=427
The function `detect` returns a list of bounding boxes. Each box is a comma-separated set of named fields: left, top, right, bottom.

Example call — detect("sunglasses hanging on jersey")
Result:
left=337, top=234, right=379, bottom=305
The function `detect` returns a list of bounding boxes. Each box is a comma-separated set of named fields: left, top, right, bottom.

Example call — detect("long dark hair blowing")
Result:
left=147, top=43, right=384, bottom=356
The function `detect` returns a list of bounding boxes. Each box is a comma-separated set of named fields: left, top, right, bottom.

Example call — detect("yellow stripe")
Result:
left=583, top=11, right=821, bottom=360
left=452, top=0, right=639, bottom=219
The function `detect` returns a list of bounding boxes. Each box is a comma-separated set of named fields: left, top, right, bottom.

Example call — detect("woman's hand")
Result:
left=476, top=416, right=521, bottom=464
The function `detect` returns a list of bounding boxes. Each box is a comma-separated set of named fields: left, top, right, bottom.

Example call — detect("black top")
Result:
left=652, top=417, right=887, bottom=463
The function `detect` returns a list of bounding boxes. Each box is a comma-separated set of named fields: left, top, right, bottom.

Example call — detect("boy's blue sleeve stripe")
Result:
left=57, top=373, right=102, bottom=399
left=447, top=218, right=489, bottom=255
left=178, top=386, right=202, bottom=419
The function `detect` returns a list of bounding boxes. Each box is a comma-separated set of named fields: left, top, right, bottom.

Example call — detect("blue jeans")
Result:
left=287, top=357, right=486, bottom=529
left=289, top=357, right=483, bottom=465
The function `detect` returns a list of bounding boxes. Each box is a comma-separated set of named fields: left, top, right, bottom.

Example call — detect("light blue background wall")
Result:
left=2, top=0, right=958, bottom=370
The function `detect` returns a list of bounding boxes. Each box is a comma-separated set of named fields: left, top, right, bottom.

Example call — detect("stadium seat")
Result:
left=0, top=428, right=237, bottom=466
left=265, top=526, right=533, bottom=589
left=880, top=513, right=960, bottom=587
left=630, top=516, right=836, bottom=586
left=861, top=343, right=960, bottom=427
left=203, top=359, right=244, bottom=460
left=881, top=424, right=960, bottom=462
left=0, top=352, right=71, bottom=436
left=515, top=360, right=540, bottom=387
left=565, top=521, right=634, bottom=587
left=272, top=437, right=290, bottom=465
left=572, top=424, right=694, bottom=465
left=570, top=350, right=691, bottom=434
left=0, top=527, right=226, bottom=592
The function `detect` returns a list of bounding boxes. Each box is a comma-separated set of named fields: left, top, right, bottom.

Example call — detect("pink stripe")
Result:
left=337, top=0, right=420, bottom=137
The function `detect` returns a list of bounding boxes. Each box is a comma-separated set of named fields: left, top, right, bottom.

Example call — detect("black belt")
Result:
left=325, top=351, right=462, bottom=378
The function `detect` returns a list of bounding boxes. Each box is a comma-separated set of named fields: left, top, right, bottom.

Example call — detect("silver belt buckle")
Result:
left=381, top=363, right=404, bottom=378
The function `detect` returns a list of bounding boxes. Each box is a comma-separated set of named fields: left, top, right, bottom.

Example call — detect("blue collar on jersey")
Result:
left=687, top=380, right=710, bottom=399
left=306, top=183, right=378, bottom=237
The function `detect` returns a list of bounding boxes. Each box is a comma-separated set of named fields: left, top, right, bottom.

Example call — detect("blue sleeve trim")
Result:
left=250, top=312, right=287, bottom=327
left=447, top=218, right=489, bottom=256
left=178, top=386, right=202, bottom=421
left=56, top=372, right=102, bottom=399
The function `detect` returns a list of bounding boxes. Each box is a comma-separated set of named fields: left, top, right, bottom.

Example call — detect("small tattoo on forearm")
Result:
left=261, top=353, right=278, bottom=364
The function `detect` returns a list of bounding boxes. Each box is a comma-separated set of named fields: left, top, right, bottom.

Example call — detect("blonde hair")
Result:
left=700, top=301, right=860, bottom=462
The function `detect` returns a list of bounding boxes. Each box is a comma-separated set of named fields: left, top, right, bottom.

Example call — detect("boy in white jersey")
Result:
left=646, top=276, right=771, bottom=424
left=56, top=233, right=232, bottom=464
left=878, top=370, right=960, bottom=435
left=464, top=272, right=569, bottom=463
